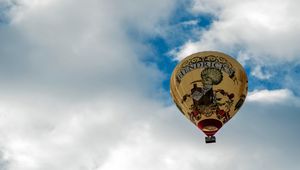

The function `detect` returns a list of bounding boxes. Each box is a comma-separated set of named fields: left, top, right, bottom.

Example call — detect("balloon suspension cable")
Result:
left=205, top=136, right=216, bottom=144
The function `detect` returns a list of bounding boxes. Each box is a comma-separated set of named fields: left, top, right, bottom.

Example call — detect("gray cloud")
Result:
left=0, top=0, right=176, bottom=169
left=0, top=0, right=299, bottom=170
left=0, top=0, right=173, bottom=98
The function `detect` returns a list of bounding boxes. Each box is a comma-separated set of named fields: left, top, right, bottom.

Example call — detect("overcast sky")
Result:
left=0, top=0, right=299, bottom=170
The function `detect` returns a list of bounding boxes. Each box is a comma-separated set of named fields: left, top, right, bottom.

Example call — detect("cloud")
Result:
left=172, top=0, right=300, bottom=84
left=0, top=0, right=299, bottom=170
left=0, top=90, right=167, bottom=170
left=0, top=0, right=177, bottom=169
left=0, top=0, right=177, bottom=97
left=176, top=0, right=300, bottom=60
left=250, top=65, right=272, bottom=80
left=247, top=89, right=299, bottom=104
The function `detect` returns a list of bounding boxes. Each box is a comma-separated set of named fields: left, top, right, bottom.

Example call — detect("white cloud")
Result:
left=174, top=0, right=300, bottom=69
left=247, top=89, right=297, bottom=104
left=0, top=0, right=176, bottom=169
left=0, top=90, right=167, bottom=170
left=0, top=0, right=174, bottom=96
left=250, top=65, right=272, bottom=80
left=180, top=20, right=199, bottom=27
left=0, top=0, right=300, bottom=170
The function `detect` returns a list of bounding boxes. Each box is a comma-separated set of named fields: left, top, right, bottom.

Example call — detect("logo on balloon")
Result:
left=181, top=68, right=235, bottom=124
left=176, top=55, right=236, bottom=84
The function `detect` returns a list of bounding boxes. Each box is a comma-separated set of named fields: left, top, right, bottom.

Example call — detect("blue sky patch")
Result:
left=0, top=2, right=12, bottom=25
left=138, top=3, right=216, bottom=91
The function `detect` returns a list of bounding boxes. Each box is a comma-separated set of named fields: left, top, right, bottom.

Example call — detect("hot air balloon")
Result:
left=170, top=51, right=248, bottom=143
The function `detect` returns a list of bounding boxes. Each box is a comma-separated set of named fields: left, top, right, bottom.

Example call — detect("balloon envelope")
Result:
left=170, top=51, right=248, bottom=138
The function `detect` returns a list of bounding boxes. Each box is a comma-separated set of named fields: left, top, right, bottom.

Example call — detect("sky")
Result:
left=0, top=0, right=299, bottom=170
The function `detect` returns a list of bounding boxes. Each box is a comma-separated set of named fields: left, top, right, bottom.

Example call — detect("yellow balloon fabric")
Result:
left=170, top=51, right=248, bottom=137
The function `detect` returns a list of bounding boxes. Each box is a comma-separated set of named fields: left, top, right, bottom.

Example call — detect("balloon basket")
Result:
left=205, top=136, right=216, bottom=143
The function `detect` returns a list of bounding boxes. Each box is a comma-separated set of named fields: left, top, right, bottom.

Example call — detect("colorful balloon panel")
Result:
left=170, top=51, right=248, bottom=137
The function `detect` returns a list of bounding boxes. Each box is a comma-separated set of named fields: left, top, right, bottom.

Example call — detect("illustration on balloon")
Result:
left=170, top=51, right=248, bottom=143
